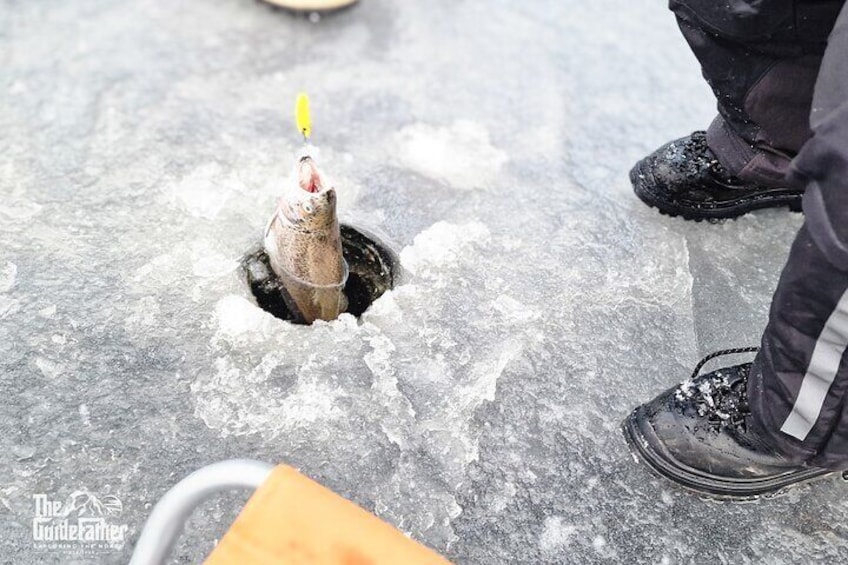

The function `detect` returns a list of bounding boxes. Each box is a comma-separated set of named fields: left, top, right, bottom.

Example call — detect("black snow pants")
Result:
left=671, top=0, right=845, bottom=186
left=672, top=0, right=848, bottom=468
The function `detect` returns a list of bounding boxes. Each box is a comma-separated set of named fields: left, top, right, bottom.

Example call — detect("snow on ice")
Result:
left=0, top=0, right=842, bottom=564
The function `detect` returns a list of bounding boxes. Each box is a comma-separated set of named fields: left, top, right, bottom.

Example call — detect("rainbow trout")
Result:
left=264, top=155, right=347, bottom=324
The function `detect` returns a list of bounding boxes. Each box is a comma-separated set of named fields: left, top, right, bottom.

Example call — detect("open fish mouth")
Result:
left=297, top=156, right=326, bottom=194
left=274, top=156, right=337, bottom=226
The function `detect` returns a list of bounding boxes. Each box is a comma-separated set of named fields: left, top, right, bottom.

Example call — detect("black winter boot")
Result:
left=631, top=132, right=803, bottom=221
left=623, top=357, right=838, bottom=498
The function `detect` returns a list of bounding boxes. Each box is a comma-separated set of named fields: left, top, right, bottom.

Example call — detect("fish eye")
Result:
left=302, top=202, right=314, bottom=213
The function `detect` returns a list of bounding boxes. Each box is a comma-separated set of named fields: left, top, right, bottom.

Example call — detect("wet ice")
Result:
left=1, top=0, right=845, bottom=564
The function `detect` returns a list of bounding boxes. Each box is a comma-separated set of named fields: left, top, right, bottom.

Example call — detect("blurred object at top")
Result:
left=259, top=0, right=359, bottom=13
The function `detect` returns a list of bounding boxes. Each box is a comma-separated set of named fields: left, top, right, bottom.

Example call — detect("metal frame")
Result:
left=129, top=459, right=274, bottom=565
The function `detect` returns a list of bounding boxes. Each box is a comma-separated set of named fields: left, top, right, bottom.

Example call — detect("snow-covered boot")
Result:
left=630, top=132, right=803, bottom=221
left=623, top=359, right=839, bottom=498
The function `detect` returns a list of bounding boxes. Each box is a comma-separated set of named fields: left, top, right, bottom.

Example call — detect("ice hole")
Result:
left=242, top=225, right=398, bottom=324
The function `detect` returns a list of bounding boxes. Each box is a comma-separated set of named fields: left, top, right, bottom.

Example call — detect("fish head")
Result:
left=281, top=156, right=338, bottom=229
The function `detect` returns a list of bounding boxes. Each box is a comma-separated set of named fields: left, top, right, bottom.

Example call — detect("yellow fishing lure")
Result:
left=295, top=93, right=312, bottom=140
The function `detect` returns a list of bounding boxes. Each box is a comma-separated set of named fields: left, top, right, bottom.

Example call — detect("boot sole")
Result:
left=630, top=162, right=803, bottom=222
left=622, top=407, right=840, bottom=499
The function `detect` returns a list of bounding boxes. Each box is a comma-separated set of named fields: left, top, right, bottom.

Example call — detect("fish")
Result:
left=264, top=154, right=348, bottom=324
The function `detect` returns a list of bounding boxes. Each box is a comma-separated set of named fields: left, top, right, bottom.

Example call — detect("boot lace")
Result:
left=676, top=347, right=760, bottom=430
left=688, top=347, right=760, bottom=381
left=684, top=132, right=741, bottom=184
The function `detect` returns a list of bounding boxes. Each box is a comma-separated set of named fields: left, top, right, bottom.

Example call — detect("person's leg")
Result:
left=671, top=0, right=840, bottom=185
left=750, top=2, right=848, bottom=469
left=631, top=0, right=844, bottom=220
left=625, top=3, right=848, bottom=495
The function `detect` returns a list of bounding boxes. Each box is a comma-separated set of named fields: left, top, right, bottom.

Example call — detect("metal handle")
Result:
left=129, top=459, right=274, bottom=565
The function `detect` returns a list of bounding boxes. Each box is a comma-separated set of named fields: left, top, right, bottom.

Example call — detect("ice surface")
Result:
left=395, top=121, right=509, bottom=190
left=1, top=0, right=845, bottom=564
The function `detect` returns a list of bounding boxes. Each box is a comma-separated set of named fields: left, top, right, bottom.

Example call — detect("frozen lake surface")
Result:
left=2, top=0, right=847, bottom=563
